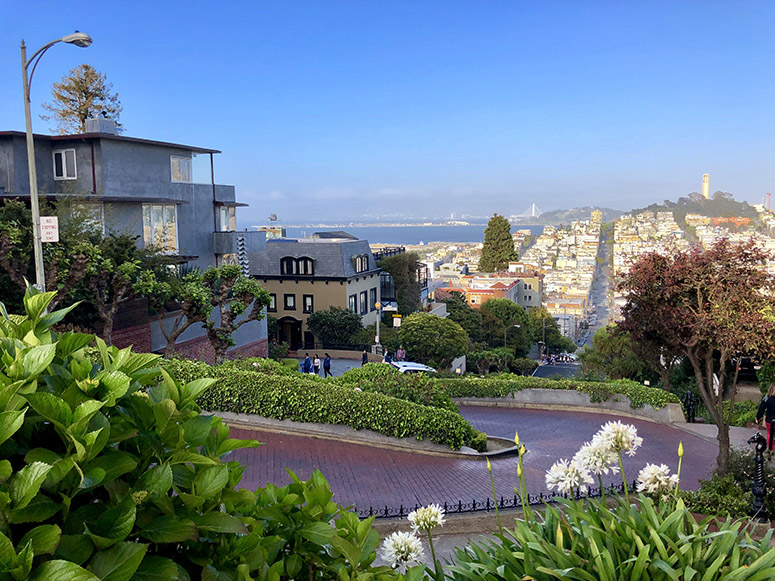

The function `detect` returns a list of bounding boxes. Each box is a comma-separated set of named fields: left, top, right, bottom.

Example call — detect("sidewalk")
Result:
left=675, top=422, right=758, bottom=451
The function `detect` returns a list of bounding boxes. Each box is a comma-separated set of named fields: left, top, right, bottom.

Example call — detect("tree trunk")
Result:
left=716, top=425, right=730, bottom=474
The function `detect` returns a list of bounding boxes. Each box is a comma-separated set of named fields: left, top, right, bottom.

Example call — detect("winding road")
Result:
left=228, top=405, right=718, bottom=513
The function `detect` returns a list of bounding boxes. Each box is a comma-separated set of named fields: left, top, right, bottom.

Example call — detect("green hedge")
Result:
left=437, top=374, right=680, bottom=410
left=335, top=363, right=457, bottom=412
left=163, top=359, right=484, bottom=451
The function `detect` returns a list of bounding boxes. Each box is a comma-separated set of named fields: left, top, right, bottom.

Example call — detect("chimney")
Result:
left=84, top=117, right=117, bottom=135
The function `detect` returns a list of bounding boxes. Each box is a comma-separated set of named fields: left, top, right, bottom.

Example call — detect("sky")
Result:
left=2, top=1, right=775, bottom=226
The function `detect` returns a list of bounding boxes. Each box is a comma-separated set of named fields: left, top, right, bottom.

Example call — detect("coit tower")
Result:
left=702, top=174, right=710, bottom=199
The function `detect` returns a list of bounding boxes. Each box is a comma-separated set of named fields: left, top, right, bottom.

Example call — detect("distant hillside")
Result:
left=532, top=206, right=625, bottom=225
left=631, top=192, right=760, bottom=225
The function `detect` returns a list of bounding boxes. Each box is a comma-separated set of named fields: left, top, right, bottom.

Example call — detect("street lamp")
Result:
left=21, top=31, right=93, bottom=291
left=374, top=302, right=381, bottom=353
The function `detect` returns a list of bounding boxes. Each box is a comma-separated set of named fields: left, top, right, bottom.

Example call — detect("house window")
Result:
left=268, top=293, right=276, bottom=312
left=280, top=257, right=296, bottom=275
left=348, top=294, right=357, bottom=313
left=53, top=149, right=77, bottom=180
left=360, top=291, right=368, bottom=315
left=353, top=254, right=369, bottom=273
left=303, top=294, right=313, bottom=313
left=72, top=202, right=103, bottom=233
left=284, top=294, right=296, bottom=310
left=142, top=204, right=178, bottom=252
left=298, top=257, right=314, bottom=275
left=171, top=156, right=192, bottom=182
left=219, top=206, right=236, bottom=231
left=369, top=288, right=377, bottom=311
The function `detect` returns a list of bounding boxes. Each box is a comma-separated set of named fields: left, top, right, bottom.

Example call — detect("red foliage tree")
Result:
left=618, top=239, right=775, bottom=473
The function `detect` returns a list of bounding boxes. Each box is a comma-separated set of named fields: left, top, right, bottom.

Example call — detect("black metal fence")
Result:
left=355, top=481, right=634, bottom=519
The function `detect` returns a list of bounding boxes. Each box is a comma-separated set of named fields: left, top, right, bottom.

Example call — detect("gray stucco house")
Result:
left=0, top=120, right=267, bottom=360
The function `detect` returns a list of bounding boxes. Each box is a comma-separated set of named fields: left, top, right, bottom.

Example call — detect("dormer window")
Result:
left=281, top=256, right=315, bottom=276
left=352, top=254, right=369, bottom=273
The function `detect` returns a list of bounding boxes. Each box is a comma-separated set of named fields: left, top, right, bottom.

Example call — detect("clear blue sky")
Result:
left=2, top=1, right=775, bottom=225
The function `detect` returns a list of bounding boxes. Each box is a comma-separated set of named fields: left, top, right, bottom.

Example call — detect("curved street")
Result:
left=229, top=405, right=719, bottom=513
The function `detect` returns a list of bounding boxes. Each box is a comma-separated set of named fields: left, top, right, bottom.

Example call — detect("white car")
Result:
left=390, top=361, right=437, bottom=374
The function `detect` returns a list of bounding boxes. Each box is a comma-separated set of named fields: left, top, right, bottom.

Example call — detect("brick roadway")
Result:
left=228, top=406, right=718, bottom=513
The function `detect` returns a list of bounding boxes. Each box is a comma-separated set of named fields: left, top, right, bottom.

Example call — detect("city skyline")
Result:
left=2, top=1, right=774, bottom=225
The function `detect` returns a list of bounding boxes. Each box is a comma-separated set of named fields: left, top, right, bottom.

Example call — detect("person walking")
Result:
left=383, top=350, right=392, bottom=364
left=396, top=346, right=406, bottom=362
left=323, top=353, right=332, bottom=377
left=756, top=384, right=775, bottom=454
left=361, top=350, right=368, bottom=366
left=302, top=353, right=312, bottom=374
left=313, top=354, right=321, bottom=375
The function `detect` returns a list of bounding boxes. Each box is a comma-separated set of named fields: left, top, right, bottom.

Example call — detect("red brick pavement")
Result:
left=228, top=406, right=719, bottom=513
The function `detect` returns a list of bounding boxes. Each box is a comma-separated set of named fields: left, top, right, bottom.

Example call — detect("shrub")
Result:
left=163, top=359, right=485, bottom=451
left=0, top=288, right=401, bottom=578
left=220, top=356, right=297, bottom=376
left=438, top=374, right=680, bottom=409
left=336, top=363, right=457, bottom=412
left=267, top=339, right=289, bottom=361
left=680, top=474, right=753, bottom=518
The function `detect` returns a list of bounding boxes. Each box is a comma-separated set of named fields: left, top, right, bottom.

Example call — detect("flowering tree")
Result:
left=617, top=239, right=775, bottom=473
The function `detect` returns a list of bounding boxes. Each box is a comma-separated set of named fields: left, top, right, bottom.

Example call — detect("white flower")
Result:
left=573, top=440, right=620, bottom=476
left=592, top=421, right=643, bottom=457
left=545, top=459, right=594, bottom=494
left=380, top=531, right=424, bottom=572
left=636, top=463, right=679, bottom=498
left=407, top=503, right=445, bottom=532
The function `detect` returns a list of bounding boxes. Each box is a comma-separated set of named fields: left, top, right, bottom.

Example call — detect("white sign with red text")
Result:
left=40, top=216, right=59, bottom=242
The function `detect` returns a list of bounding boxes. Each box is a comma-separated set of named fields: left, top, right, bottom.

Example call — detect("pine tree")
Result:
left=41, top=64, right=123, bottom=134
left=478, top=213, right=517, bottom=272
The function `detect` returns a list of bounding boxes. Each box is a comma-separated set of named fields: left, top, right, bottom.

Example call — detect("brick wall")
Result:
left=168, top=335, right=268, bottom=364
left=112, top=323, right=152, bottom=353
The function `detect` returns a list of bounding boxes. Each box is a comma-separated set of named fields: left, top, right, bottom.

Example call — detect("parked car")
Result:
left=390, top=361, right=437, bottom=374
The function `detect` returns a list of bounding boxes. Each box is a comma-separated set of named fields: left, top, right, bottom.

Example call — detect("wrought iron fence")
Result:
left=355, top=481, right=635, bottom=519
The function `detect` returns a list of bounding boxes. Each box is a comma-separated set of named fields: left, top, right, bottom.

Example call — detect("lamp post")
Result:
left=21, top=32, right=93, bottom=291
left=374, top=302, right=381, bottom=354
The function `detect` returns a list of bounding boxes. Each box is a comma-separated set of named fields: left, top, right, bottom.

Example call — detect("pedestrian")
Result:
left=361, top=350, right=368, bottom=366
left=323, top=353, right=332, bottom=377
left=383, top=350, right=392, bottom=364
left=756, top=384, right=775, bottom=454
left=396, top=345, right=406, bottom=361
left=313, top=354, right=321, bottom=375
left=302, top=353, right=312, bottom=374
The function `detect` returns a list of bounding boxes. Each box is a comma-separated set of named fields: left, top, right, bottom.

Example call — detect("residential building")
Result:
left=249, top=232, right=381, bottom=349
left=0, top=120, right=267, bottom=360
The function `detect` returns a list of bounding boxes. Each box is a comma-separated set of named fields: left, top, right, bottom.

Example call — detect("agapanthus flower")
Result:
left=380, top=531, right=424, bottom=573
left=545, top=459, right=594, bottom=494
left=573, top=440, right=620, bottom=476
left=407, top=503, right=445, bottom=532
left=636, top=463, right=679, bottom=498
left=592, top=421, right=643, bottom=457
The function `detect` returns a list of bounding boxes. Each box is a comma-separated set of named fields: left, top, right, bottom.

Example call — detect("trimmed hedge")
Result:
left=163, top=359, right=485, bottom=451
left=336, top=363, right=457, bottom=412
left=437, top=374, right=680, bottom=410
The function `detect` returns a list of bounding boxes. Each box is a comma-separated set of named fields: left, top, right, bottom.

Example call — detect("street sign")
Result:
left=392, top=314, right=402, bottom=327
left=40, top=216, right=59, bottom=242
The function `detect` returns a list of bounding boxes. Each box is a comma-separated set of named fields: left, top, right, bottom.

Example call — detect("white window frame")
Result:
left=142, top=203, right=179, bottom=253
left=219, top=206, right=236, bottom=231
left=72, top=202, right=104, bottom=234
left=53, top=149, right=77, bottom=180
left=170, top=156, right=192, bottom=183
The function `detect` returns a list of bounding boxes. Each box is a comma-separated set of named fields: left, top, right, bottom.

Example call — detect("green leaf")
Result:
left=18, top=524, right=61, bottom=555
left=11, top=462, right=52, bottom=509
left=54, top=535, right=94, bottom=566
left=85, top=452, right=137, bottom=485
left=85, top=496, right=135, bottom=550
left=193, top=513, right=248, bottom=534
left=193, top=465, right=229, bottom=499
left=39, top=301, right=80, bottom=330
left=179, top=378, right=217, bottom=407
left=137, top=464, right=173, bottom=498
left=299, top=522, right=335, bottom=546
left=56, top=333, right=94, bottom=358
left=215, top=438, right=261, bottom=457
left=202, top=565, right=236, bottom=581
left=286, top=553, right=302, bottom=578
left=79, top=467, right=106, bottom=489
left=23, top=291, right=56, bottom=322
left=168, top=451, right=218, bottom=465
left=25, top=393, right=72, bottom=427
left=98, top=370, right=131, bottom=405
left=0, top=531, right=15, bottom=567
left=87, top=542, right=148, bottom=581
left=0, top=460, right=11, bottom=483
left=32, top=560, right=99, bottom=581
left=0, top=410, right=26, bottom=447
left=139, top=516, right=198, bottom=543
left=183, top=415, right=214, bottom=446
left=133, top=556, right=190, bottom=581
left=21, top=344, right=57, bottom=378
left=10, top=495, right=61, bottom=523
